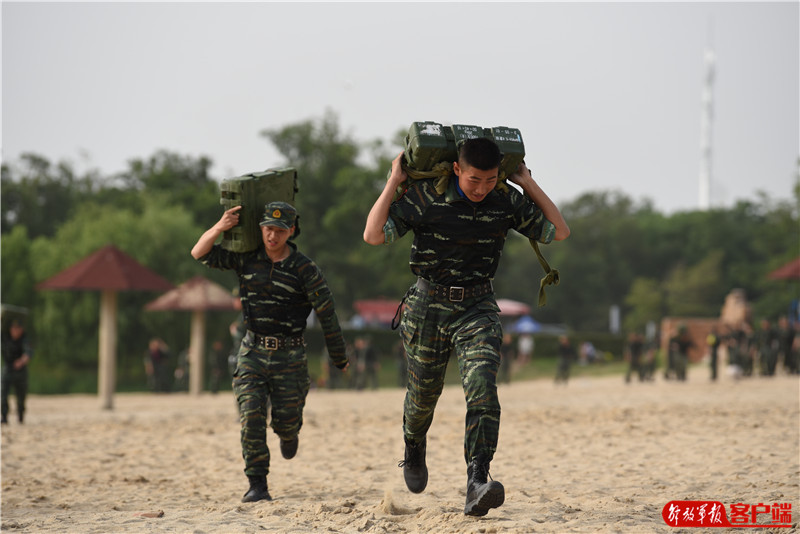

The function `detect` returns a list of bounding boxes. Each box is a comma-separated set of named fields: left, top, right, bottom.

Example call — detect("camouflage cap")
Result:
left=259, top=201, right=297, bottom=229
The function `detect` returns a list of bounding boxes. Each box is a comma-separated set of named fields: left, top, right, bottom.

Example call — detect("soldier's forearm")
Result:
left=191, top=227, right=222, bottom=259
left=364, top=178, right=400, bottom=245
left=518, top=178, right=570, bottom=241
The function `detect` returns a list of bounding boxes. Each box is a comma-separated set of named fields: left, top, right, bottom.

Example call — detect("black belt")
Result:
left=246, top=331, right=305, bottom=350
left=415, top=278, right=493, bottom=303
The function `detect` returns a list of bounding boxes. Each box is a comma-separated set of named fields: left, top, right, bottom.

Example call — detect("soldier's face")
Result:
left=453, top=162, right=498, bottom=203
left=261, top=225, right=293, bottom=253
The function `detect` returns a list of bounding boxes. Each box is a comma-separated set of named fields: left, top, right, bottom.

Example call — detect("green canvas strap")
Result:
left=402, top=161, right=452, bottom=195
left=530, top=238, right=560, bottom=307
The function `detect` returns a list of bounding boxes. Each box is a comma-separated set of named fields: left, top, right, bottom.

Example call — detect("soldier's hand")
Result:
left=508, top=162, right=534, bottom=187
left=215, top=206, right=242, bottom=232
left=388, top=152, right=408, bottom=187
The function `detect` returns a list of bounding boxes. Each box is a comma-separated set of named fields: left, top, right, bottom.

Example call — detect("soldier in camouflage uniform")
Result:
left=364, top=138, right=569, bottom=516
left=192, top=201, right=349, bottom=503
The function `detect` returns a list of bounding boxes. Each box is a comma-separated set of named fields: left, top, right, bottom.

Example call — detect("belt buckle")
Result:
left=449, top=286, right=464, bottom=302
left=262, top=336, right=279, bottom=350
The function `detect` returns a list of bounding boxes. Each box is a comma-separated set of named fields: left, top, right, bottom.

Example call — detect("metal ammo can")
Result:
left=403, top=121, right=525, bottom=180
left=219, top=168, right=298, bottom=252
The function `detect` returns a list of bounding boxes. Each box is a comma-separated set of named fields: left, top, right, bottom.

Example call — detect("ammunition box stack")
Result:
left=403, top=121, right=525, bottom=179
left=219, top=168, right=298, bottom=252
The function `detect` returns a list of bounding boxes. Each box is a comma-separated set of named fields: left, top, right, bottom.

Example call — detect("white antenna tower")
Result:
left=698, top=23, right=716, bottom=210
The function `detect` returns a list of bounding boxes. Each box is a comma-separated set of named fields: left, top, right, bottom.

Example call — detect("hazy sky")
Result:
left=2, top=2, right=798, bottom=213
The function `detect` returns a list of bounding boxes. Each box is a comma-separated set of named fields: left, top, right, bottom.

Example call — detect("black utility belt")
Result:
left=415, top=278, right=493, bottom=303
left=246, top=331, right=305, bottom=351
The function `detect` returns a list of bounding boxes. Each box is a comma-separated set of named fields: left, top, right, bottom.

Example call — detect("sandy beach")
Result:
left=2, top=366, right=798, bottom=533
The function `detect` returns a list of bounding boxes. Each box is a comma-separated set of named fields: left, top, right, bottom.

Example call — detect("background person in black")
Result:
left=707, top=327, right=722, bottom=381
left=624, top=332, right=645, bottom=383
left=2, top=319, right=33, bottom=424
left=555, top=334, right=575, bottom=384
left=354, top=336, right=379, bottom=390
left=669, top=324, right=693, bottom=381
left=144, top=337, right=172, bottom=393
left=777, top=316, right=798, bottom=374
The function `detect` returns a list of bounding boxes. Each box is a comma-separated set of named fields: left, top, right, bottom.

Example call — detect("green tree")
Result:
left=322, top=160, right=416, bottom=308
left=112, top=150, right=221, bottom=227
left=623, top=277, right=664, bottom=333
left=1, top=225, right=35, bottom=309
left=1, top=154, right=95, bottom=238
left=663, top=249, right=726, bottom=317
left=522, top=190, right=655, bottom=331
left=261, top=110, right=360, bottom=263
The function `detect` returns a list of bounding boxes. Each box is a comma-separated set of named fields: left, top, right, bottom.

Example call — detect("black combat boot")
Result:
left=398, top=436, right=428, bottom=493
left=241, top=474, right=271, bottom=503
left=280, top=436, right=298, bottom=460
left=464, top=457, right=504, bottom=516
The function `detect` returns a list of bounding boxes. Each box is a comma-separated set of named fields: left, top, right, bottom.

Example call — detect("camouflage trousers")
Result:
left=400, top=283, right=503, bottom=464
left=232, top=337, right=310, bottom=476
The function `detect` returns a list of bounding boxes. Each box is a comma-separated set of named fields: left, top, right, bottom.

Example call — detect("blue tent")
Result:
left=511, top=315, right=541, bottom=334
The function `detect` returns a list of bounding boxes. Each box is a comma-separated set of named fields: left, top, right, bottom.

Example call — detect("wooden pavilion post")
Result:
left=189, top=310, right=206, bottom=395
left=98, top=289, right=118, bottom=410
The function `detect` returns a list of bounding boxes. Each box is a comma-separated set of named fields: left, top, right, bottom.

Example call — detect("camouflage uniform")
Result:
left=198, top=242, right=347, bottom=476
left=384, top=176, right=555, bottom=464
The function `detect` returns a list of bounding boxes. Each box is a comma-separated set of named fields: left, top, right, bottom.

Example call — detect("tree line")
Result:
left=2, top=111, right=798, bottom=392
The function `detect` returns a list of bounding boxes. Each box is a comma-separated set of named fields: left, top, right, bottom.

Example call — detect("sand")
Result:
left=2, top=366, right=798, bottom=533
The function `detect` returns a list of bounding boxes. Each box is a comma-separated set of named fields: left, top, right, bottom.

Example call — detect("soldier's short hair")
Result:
left=458, top=137, right=502, bottom=171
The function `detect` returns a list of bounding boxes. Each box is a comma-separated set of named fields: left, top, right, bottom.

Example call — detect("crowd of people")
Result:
left=621, top=316, right=800, bottom=384
left=713, top=317, right=799, bottom=379
left=141, top=336, right=230, bottom=394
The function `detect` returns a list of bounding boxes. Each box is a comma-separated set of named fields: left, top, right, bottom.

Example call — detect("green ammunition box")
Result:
left=488, top=126, right=525, bottom=178
left=404, top=121, right=455, bottom=171
left=403, top=121, right=526, bottom=179
left=450, top=123, right=484, bottom=146
left=219, top=167, right=298, bottom=252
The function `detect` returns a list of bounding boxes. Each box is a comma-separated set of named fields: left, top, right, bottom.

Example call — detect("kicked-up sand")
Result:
left=2, top=366, right=798, bottom=533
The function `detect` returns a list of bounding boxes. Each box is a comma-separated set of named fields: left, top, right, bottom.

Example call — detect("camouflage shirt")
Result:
left=197, top=242, right=347, bottom=367
left=384, top=176, right=556, bottom=286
